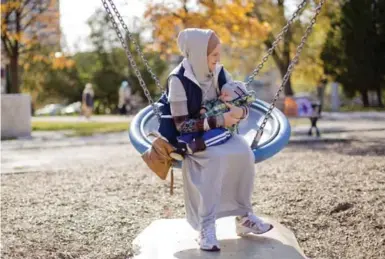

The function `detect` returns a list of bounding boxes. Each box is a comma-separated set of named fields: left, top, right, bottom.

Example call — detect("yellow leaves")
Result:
left=5, top=32, right=24, bottom=42
left=52, top=58, right=75, bottom=70
left=22, top=52, right=75, bottom=71
left=1, top=2, right=21, bottom=14
left=32, top=54, right=46, bottom=62
left=144, top=0, right=270, bottom=59
left=2, top=0, right=60, bottom=45
left=50, top=52, right=75, bottom=70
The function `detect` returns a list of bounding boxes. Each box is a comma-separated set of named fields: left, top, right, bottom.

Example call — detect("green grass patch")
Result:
left=32, top=118, right=306, bottom=138
left=32, top=121, right=130, bottom=137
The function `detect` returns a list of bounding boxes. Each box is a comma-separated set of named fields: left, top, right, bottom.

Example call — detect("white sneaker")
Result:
left=235, top=212, right=273, bottom=236
left=198, top=223, right=220, bottom=251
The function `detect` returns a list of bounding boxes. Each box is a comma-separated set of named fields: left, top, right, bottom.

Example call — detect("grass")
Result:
left=31, top=118, right=307, bottom=138
left=31, top=121, right=130, bottom=136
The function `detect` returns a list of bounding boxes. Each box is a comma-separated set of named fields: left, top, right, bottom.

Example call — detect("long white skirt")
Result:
left=182, top=134, right=256, bottom=230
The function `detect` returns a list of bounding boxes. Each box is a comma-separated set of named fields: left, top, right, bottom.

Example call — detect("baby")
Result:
left=174, top=81, right=256, bottom=158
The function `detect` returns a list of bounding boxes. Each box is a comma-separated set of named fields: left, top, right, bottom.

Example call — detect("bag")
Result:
left=141, top=132, right=177, bottom=180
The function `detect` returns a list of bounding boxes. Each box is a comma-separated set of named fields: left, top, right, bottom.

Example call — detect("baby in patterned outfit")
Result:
left=176, top=80, right=256, bottom=155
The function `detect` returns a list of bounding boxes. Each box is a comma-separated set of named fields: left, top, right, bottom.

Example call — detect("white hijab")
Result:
left=177, top=28, right=214, bottom=84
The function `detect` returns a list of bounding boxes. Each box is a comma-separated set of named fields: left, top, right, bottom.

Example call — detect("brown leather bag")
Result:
left=141, top=132, right=177, bottom=180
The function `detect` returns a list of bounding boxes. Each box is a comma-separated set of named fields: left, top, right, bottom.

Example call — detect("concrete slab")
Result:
left=132, top=216, right=307, bottom=259
left=1, top=94, right=31, bottom=138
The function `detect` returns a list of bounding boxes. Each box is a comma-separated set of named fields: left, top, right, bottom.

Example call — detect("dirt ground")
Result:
left=1, top=130, right=384, bottom=259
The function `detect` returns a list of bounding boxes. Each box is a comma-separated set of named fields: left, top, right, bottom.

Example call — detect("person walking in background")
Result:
left=118, top=80, right=132, bottom=115
left=82, top=83, right=94, bottom=119
left=308, top=77, right=327, bottom=137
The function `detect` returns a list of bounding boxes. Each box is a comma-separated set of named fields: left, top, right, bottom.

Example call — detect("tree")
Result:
left=21, top=47, right=79, bottom=106
left=86, top=8, right=168, bottom=112
left=144, top=0, right=269, bottom=58
left=144, top=0, right=332, bottom=96
left=252, top=0, right=336, bottom=96
left=1, top=0, right=60, bottom=93
left=372, top=0, right=385, bottom=107
left=321, top=0, right=385, bottom=107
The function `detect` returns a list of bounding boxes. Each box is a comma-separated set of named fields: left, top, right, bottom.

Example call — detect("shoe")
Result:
left=235, top=212, right=273, bottom=236
left=198, top=223, right=220, bottom=251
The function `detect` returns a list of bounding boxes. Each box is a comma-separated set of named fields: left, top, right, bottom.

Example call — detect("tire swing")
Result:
left=101, top=0, right=325, bottom=165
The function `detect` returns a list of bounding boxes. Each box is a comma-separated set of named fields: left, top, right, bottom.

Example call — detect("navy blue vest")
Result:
left=157, top=65, right=227, bottom=146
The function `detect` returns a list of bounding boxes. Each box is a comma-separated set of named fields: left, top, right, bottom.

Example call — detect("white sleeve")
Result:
left=167, top=76, right=187, bottom=102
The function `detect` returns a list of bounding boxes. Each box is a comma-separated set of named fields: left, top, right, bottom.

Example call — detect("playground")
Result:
left=2, top=117, right=385, bottom=259
left=2, top=0, right=385, bottom=258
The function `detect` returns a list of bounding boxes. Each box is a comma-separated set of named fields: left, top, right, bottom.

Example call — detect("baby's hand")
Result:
left=199, top=108, right=207, bottom=115
left=219, top=93, right=233, bottom=102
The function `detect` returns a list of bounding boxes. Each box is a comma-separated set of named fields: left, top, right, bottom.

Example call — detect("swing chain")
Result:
left=106, top=0, right=164, bottom=93
left=251, top=0, right=325, bottom=148
left=245, top=0, right=307, bottom=88
left=101, top=0, right=161, bottom=121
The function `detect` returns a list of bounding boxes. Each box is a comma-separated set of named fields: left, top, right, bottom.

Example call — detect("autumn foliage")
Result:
left=1, top=0, right=73, bottom=93
left=144, top=0, right=271, bottom=59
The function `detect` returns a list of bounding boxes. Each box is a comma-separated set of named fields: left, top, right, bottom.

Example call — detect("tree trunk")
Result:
left=9, top=53, right=19, bottom=94
left=8, top=11, right=21, bottom=94
left=277, top=62, right=293, bottom=96
left=278, top=0, right=294, bottom=96
left=284, top=78, right=294, bottom=96
left=253, top=0, right=294, bottom=97
left=376, top=86, right=384, bottom=107
left=282, top=26, right=294, bottom=96
left=361, top=90, right=369, bottom=107
left=5, top=64, right=12, bottom=93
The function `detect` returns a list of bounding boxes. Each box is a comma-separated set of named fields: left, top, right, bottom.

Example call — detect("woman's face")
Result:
left=207, top=43, right=221, bottom=72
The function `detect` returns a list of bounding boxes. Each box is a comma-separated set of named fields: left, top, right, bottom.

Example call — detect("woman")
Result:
left=82, top=83, right=94, bottom=119
left=167, top=28, right=273, bottom=252
left=118, top=80, right=132, bottom=115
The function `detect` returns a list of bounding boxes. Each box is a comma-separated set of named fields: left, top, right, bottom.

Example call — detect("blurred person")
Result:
left=118, top=80, right=132, bottom=115
left=308, top=78, right=327, bottom=137
left=82, top=83, right=94, bottom=119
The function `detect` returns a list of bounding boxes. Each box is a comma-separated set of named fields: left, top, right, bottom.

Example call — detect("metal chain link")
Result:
left=251, top=0, right=325, bottom=148
left=101, top=0, right=161, bottom=121
left=106, top=0, right=164, bottom=93
left=245, top=0, right=307, bottom=88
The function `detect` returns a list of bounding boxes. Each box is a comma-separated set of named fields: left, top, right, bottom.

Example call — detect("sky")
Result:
left=60, top=0, right=148, bottom=54
left=60, top=0, right=299, bottom=54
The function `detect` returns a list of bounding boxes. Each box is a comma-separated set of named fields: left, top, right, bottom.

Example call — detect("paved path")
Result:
left=2, top=118, right=385, bottom=174
left=321, top=111, right=385, bottom=120
left=31, top=111, right=385, bottom=123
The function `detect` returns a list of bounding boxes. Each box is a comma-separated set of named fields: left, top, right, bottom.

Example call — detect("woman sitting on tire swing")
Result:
left=165, top=28, right=273, bottom=252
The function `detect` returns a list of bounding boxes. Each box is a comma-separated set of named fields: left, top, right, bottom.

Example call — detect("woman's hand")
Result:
left=225, top=102, right=244, bottom=119
left=223, top=112, right=240, bottom=127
